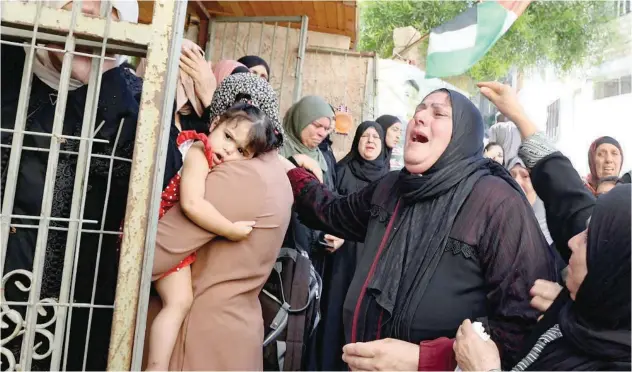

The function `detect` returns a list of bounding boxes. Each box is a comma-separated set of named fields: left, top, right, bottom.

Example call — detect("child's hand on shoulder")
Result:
left=226, top=220, right=256, bottom=241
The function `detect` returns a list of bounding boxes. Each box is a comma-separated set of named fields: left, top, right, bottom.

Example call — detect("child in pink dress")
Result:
left=146, top=102, right=280, bottom=370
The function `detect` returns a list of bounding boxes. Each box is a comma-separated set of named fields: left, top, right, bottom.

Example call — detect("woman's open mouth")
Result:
left=411, top=134, right=429, bottom=143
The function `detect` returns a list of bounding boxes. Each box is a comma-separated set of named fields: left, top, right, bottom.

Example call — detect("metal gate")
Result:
left=206, top=16, right=309, bottom=109
left=0, top=1, right=187, bottom=371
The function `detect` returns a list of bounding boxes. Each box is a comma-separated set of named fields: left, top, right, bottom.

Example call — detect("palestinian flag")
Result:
left=425, top=1, right=531, bottom=78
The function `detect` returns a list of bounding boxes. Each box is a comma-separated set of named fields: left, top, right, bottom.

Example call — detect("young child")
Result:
left=146, top=102, right=280, bottom=371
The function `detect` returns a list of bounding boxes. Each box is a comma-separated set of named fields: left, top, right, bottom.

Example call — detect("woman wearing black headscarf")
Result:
left=237, top=55, right=271, bottom=81
left=375, top=115, right=403, bottom=168
left=281, top=89, right=556, bottom=370
left=454, top=185, right=631, bottom=371
left=319, top=122, right=390, bottom=370
left=452, top=81, right=630, bottom=371
left=337, top=121, right=390, bottom=193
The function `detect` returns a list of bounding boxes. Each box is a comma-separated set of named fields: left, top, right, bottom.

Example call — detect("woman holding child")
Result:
left=146, top=73, right=292, bottom=371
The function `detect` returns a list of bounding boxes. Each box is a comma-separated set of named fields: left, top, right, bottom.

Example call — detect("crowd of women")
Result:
left=1, top=1, right=630, bottom=371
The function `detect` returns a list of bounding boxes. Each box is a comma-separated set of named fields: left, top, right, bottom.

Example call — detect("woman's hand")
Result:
left=324, top=234, right=344, bottom=253
left=478, top=81, right=536, bottom=139
left=530, top=279, right=562, bottom=313
left=453, top=319, right=501, bottom=372
left=343, top=338, right=420, bottom=371
left=278, top=154, right=297, bottom=173
left=292, top=154, right=324, bottom=183
left=478, top=82, right=524, bottom=122
left=225, top=221, right=256, bottom=242
left=179, top=47, right=216, bottom=108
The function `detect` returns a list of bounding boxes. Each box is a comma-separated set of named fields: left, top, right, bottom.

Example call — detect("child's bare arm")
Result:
left=180, top=143, right=254, bottom=241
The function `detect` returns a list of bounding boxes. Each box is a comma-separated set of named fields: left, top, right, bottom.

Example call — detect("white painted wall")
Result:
left=517, top=12, right=632, bottom=177
left=518, top=73, right=631, bottom=177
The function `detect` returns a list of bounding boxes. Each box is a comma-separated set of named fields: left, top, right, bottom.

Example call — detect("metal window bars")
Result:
left=0, top=1, right=187, bottom=371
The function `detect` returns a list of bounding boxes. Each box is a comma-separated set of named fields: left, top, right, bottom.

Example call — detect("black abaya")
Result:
left=319, top=122, right=389, bottom=370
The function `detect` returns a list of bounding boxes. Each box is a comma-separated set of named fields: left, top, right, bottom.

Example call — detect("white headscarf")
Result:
left=24, top=0, right=139, bottom=91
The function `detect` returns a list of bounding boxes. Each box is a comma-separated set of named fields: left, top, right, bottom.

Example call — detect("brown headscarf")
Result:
left=586, top=136, right=624, bottom=193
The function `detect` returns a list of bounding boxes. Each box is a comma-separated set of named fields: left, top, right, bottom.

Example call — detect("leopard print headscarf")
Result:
left=209, top=72, right=283, bottom=147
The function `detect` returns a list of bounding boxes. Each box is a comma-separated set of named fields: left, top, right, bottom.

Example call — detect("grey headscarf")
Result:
left=280, top=95, right=334, bottom=172
left=209, top=72, right=283, bottom=147
left=507, top=157, right=553, bottom=245
left=488, top=121, right=521, bottom=167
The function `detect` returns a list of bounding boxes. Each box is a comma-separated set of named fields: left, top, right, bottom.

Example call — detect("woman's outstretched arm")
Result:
left=282, top=157, right=376, bottom=242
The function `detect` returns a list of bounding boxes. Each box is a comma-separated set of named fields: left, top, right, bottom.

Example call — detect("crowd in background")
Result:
left=1, top=1, right=630, bottom=371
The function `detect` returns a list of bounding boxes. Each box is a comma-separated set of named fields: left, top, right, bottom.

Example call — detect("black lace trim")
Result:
left=444, top=238, right=477, bottom=260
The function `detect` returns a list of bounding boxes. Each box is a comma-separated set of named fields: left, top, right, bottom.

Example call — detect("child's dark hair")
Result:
left=231, top=66, right=250, bottom=75
left=485, top=142, right=502, bottom=152
left=216, top=102, right=280, bottom=156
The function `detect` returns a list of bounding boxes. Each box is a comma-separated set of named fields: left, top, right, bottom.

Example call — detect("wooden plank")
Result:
left=240, top=1, right=257, bottom=17
left=287, top=1, right=305, bottom=17
left=337, top=2, right=345, bottom=31
left=247, top=0, right=269, bottom=17
left=344, top=4, right=355, bottom=34
left=270, top=1, right=286, bottom=17
left=199, top=1, right=356, bottom=43
left=309, top=2, right=320, bottom=27
left=205, top=1, right=228, bottom=15
left=217, top=0, right=244, bottom=16
left=324, top=1, right=339, bottom=30
left=314, top=1, right=327, bottom=28
left=298, top=1, right=317, bottom=27
left=212, top=1, right=233, bottom=15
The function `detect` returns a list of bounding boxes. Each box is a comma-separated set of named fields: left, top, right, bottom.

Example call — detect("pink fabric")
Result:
left=177, top=40, right=209, bottom=117
left=213, top=60, right=246, bottom=85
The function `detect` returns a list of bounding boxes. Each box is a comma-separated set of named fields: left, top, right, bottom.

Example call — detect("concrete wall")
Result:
left=207, top=21, right=373, bottom=160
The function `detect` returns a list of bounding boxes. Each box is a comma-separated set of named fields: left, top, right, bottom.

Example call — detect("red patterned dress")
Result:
left=158, top=130, right=214, bottom=279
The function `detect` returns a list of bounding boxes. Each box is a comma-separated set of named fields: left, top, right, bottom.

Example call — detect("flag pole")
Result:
left=391, top=31, right=430, bottom=60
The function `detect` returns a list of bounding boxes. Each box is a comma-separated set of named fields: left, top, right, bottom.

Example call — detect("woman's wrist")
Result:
left=510, top=111, right=537, bottom=139
left=200, top=93, right=212, bottom=109
left=518, top=132, right=557, bottom=170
